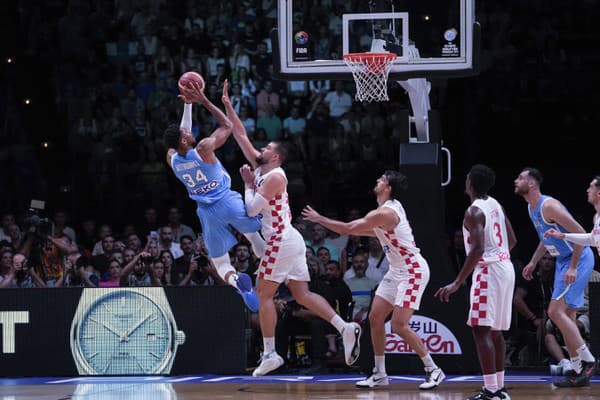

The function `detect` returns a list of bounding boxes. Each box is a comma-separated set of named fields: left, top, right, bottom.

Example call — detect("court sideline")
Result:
left=1, top=374, right=598, bottom=399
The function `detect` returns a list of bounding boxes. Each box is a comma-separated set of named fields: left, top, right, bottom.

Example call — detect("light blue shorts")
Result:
left=553, top=247, right=594, bottom=309
left=196, top=190, right=261, bottom=258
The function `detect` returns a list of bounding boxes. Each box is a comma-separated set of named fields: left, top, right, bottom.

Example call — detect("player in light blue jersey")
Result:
left=515, top=167, right=596, bottom=387
left=164, top=80, right=264, bottom=312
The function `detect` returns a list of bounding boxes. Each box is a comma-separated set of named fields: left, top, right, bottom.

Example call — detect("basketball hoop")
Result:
left=343, top=52, right=396, bottom=102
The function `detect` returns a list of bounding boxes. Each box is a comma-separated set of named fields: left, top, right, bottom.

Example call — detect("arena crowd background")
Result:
left=0, top=0, right=599, bottom=267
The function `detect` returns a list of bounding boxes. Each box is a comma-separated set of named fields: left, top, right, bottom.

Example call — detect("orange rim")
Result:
left=343, top=52, right=397, bottom=63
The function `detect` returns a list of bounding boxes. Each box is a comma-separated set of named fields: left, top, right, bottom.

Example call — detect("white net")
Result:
left=343, top=53, right=396, bottom=102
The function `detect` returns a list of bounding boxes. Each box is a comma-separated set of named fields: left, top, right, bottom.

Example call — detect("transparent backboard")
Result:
left=274, top=0, right=478, bottom=80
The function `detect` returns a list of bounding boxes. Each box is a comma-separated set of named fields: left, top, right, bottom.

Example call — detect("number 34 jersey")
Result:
left=463, top=196, right=511, bottom=265
left=170, top=149, right=230, bottom=205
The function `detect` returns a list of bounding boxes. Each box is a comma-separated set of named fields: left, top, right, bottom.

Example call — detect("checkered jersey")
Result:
left=463, top=196, right=511, bottom=265
left=373, top=199, right=422, bottom=270
left=253, top=166, right=293, bottom=240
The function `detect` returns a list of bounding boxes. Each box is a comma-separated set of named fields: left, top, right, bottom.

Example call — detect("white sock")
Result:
left=243, top=232, right=265, bottom=257
left=571, top=356, right=582, bottom=374
left=330, top=314, right=347, bottom=333
left=421, top=352, right=437, bottom=370
left=496, top=370, right=505, bottom=388
left=559, top=358, right=572, bottom=369
left=375, top=355, right=386, bottom=375
left=483, top=373, right=498, bottom=393
left=212, top=254, right=236, bottom=286
left=576, top=344, right=595, bottom=363
left=263, top=337, right=275, bottom=354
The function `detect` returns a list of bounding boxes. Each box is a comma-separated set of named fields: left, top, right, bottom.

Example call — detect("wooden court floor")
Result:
left=1, top=375, right=599, bottom=400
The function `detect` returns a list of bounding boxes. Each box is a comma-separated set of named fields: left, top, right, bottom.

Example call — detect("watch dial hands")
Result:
left=123, top=312, right=154, bottom=339
left=90, top=317, right=126, bottom=341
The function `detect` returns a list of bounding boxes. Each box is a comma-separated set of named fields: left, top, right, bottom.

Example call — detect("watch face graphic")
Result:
left=71, top=289, right=182, bottom=375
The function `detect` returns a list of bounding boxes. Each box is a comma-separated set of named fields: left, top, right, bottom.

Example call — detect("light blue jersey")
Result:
left=170, top=148, right=261, bottom=258
left=528, top=195, right=574, bottom=260
left=171, top=149, right=230, bottom=205
left=528, top=195, right=594, bottom=308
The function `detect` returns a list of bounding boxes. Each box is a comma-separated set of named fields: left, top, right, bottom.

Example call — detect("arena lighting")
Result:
left=41, top=141, right=50, bottom=149
left=24, top=99, right=31, bottom=105
left=7, top=57, right=13, bottom=64
left=423, top=14, right=431, bottom=21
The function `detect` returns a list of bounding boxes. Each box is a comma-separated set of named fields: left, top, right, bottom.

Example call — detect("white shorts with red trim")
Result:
left=375, top=253, right=430, bottom=310
left=257, top=228, right=310, bottom=283
left=468, top=260, right=515, bottom=330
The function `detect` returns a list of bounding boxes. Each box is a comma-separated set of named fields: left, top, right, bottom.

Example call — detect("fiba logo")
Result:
left=294, top=31, right=309, bottom=45
left=443, top=28, right=457, bottom=42
left=442, top=28, right=459, bottom=57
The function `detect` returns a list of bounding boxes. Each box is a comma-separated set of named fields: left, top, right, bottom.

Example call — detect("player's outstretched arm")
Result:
left=222, top=80, right=260, bottom=169
left=545, top=228, right=594, bottom=246
left=302, top=206, right=389, bottom=236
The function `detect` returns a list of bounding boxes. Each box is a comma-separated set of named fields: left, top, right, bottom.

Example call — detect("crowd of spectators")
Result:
left=1, top=1, right=594, bottom=226
left=1, top=0, right=599, bottom=371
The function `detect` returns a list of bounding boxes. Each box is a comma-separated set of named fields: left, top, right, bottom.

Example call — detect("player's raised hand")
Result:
left=239, top=164, right=255, bottom=185
left=179, top=81, right=207, bottom=104
left=301, top=205, right=322, bottom=223
left=221, top=79, right=231, bottom=106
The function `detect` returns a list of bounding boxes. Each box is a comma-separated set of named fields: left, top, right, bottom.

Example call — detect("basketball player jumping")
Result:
left=303, top=171, right=445, bottom=390
left=436, top=165, right=516, bottom=400
left=221, top=84, right=362, bottom=377
left=515, top=167, right=597, bottom=387
left=163, top=81, right=264, bottom=312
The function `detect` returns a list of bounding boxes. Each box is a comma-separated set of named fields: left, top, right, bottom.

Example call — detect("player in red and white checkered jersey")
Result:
left=302, top=171, right=446, bottom=390
left=436, top=164, right=516, bottom=400
left=222, top=87, right=362, bottom=377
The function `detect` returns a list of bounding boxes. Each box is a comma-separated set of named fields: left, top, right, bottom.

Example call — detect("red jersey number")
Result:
left=493, top=222, right=503, bottom=246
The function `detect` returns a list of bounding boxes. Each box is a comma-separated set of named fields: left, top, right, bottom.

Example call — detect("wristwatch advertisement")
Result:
left=0, top=287, right=247, bottom=377
left=70, top=288, right=186, bottom=375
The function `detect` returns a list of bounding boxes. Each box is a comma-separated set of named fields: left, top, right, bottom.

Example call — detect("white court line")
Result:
left=168, top=376, right=204, bottom=382
left=447, top=376, right=477, bottom=381
left=251, top=376, right=313, bottom=382
left=319, top=377, right=363, bottom=382
left=388, top=376, right=423, bottom=381
left=47, top=378, right=82, bottom=384
left=202, top=377, right=239, bottom=382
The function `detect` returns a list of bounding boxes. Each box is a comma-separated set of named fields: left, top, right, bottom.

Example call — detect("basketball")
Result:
left=178, top=71, right=205, bottom=90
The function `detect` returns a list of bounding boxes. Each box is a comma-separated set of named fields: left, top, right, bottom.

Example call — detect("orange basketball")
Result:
left=178, top=71, right=205, bottom=90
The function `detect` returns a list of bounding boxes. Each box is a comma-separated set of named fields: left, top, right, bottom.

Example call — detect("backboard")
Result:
left=273, top=0, right=479, bottom=81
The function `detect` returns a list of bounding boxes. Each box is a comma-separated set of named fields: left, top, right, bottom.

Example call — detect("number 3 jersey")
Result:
left=170, top=149, right=230, bottom=205
left=463, top=196, right=511, bottom=265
